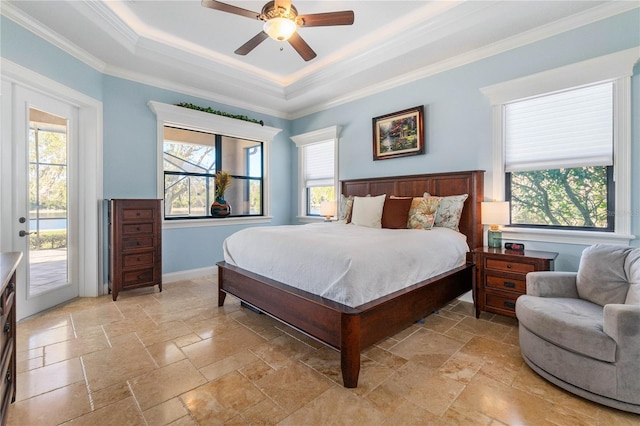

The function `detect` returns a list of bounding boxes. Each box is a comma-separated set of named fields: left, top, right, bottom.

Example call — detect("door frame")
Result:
left=1, top=59, right=103, bottom=318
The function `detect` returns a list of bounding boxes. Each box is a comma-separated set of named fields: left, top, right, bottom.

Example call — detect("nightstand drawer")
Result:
left=485, top=290, right=519, bottom=313
left=122, top=208, right=155, bottom=221
left=122, top=236, right=156, bottom=251
left=122, top=223, right=154, bottom=236
left=122, top=268, right=157, bottom=288
left=486, top=259, right=535, bottom=274
left=486, top=274, right=526, bottom=293
left=122, top=252, right=156, bottom=268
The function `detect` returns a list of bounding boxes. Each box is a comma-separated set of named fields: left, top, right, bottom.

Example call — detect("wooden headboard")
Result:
left=341, top=170, right=484, bottom=250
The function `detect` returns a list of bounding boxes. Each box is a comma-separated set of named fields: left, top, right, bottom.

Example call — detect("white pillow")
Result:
left=350, top=194, right=386, bottom=228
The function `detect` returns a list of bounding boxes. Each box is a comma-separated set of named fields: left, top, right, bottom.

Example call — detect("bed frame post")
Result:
left=341, top=313, right=361, bottom=388
left=217, top=264, right=226, bottom=307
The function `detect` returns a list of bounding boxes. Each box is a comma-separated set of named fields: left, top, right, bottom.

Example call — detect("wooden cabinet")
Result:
left=0, top=252, right=20, bottom=426
left=108, top=199, right=162, bottom=301
left=473, top=247, right=557, bottom=318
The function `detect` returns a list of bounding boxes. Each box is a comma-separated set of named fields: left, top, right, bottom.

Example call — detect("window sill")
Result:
left=297, top=216, right=331, bottom=223
left=163, top=216, right=272, bottom=229
left=501, top=227, right=636, bottom=246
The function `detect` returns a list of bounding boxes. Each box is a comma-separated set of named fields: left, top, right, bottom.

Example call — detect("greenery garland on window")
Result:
left=175, top=102, right=264, bottom=126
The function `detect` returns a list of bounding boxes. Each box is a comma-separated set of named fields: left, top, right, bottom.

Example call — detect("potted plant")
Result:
left=211, top=170, right=232, bottom=217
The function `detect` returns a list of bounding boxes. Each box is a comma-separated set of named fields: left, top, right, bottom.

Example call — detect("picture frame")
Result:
left=372, top=105, right=424, bottom=161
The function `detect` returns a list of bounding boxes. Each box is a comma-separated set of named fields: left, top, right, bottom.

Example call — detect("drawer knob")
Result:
left=136, top=227, right=141, bottom=231
left=504, top=281, right=516, bottom=288
left=506, top=264, right=512, bottom=269
left=504, top=301, right=516, bottom=308
left=5, top=370, right=11, bottom=384
left=136, top=212, right=140, bottom=216
left=3, top=321, right=9, bottom=334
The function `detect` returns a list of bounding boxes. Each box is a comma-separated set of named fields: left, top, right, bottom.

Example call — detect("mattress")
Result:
left=223, top=222, right=469, bottom=308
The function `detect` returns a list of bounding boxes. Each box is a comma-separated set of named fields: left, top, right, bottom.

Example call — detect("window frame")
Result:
left=149, top=101, right=281, bottom=228
left=480, top=48, right=637, bottom=245
left=291, top=126, right=340, bottom=221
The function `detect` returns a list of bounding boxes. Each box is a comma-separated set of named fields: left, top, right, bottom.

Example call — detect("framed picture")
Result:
left=372, top=105, right=424, bottom=161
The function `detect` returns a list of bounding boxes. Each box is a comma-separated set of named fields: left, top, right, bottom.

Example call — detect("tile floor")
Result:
left=8, top=276, right=640, bottom=425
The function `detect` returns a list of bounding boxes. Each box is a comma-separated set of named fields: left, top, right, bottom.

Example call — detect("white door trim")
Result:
left=1, top=59, right=103, bottom=306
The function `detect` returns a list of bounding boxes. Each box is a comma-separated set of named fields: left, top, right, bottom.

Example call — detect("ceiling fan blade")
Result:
left=201, top=0, right=259, bottom=20
left=234, top=31, right=269, bottom=56
left=288, top=32, right=316, bottom=62
left=297, top=11, right=354, bottom=27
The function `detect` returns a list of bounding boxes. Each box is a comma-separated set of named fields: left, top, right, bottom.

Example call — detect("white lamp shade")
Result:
left=320, top=201, right=336, bottom=217
left=263, top=17, right=297, bottom=41
left=481, top=201, right=510, bottom=225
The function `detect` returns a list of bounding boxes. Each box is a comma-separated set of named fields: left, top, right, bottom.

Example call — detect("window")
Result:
left=163, top=127, right=263, bottom=218
left=291, top=126, right=340, bottom=218
left=481, top=48, right=636, bottom=245
left=149, top=101, right=282, bottom=227
left=504, top=82, right=614, bottom=231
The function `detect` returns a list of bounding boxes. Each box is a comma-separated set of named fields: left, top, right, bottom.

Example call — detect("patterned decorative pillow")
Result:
left=407, top=197, right=441, bottom=230
left=425, top=193, right=468, bottom=231
left=339, top=194, right=354, bottom=223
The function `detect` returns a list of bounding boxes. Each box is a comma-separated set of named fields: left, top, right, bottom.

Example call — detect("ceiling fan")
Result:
left=201, top=0, right=355, bottom=61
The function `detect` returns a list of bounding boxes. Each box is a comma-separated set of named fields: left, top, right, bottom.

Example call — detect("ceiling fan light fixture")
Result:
left=263, top=17, right=296, bottom=41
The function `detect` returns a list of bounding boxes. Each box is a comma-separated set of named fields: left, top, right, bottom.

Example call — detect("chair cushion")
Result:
left=576, top=244, right=632, bottom=306
left=516, top=295, right=617, bottom=362
left=624, top=248, right=640, bottom=305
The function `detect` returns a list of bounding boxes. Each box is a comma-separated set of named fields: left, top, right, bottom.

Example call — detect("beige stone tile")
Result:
left=168, top=415, right=200, bottom=426
left=16, top=311, right=71, bottom=334
left=16, top=346, right=43, bottom=362
left=380, top=363, right=465, bottom=417
left=239, top=358, right=274, bottom=383
left=188, top=314, right=242, bottom=340
left=143, top=397, right=189, bottom=425
left=102, top=317, right=158, bottom=340
left=453, top=374, right=552, bottom=425
left=17, top=324, right=75, bottom=352
left=439, top=351, right=484, bottom=384
left=145, top=340, right=187, bottom=367
left=129, top=358, right=207, bottom=410
left=180, top=371, right=265, bottom=424
left=136, top=320, right=195, bottom=347
left=7, top=382, right=91, bottom=426
left=279, top=385, right=387, bottom=426
left=16, top=357, right=84, bottom=401
left=17, top=355, right=43, bottom=373
left=421, top=312, right=460, bottom=333
left=444, top=326, right=476, bottom=344
left=81, top=336, right=157, bottom=391
left=390, top=328, right=464, bottom=369
left=254, top=362, right=331, bottom=414
left=251, top=333, right=314, bottom=368
left=298, top=346, right=342, bottom=385
left=385, top=400, right=440, bottom=426
left=61, top=396, right=146, bottom=425
left=239, top=397, right=288, bottom=425
left=362, top=345, right=408, bottom=370
left=438, top=404, right=494, bottom=425
left=89, top=380, right=133, bottom=410
left=181, top=326, right=265, bottom=368
left=453, top=317, right=511, bottom=341
left=198, top=349, right=260, bottom=381
left=173, top=332, right=203, bottom=347
left=595, top=405, right=640, bottom=425
left=458, top=336, right=524, bottom=385
left=545, top=403, right=598, bottom=426
left=44, top=332, right=110, bottom=365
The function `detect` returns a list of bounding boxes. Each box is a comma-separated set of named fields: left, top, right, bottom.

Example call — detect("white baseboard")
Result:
left=457, top=290, right=473, bottom=303
left=163, top=266, right=217, bottom=283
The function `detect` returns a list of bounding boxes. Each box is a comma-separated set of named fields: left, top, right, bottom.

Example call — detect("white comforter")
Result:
left=223, top=222, right=469, bottom=308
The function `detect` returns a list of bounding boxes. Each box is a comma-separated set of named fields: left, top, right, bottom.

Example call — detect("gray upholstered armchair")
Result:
left=515, top=244, right=640, bottom=414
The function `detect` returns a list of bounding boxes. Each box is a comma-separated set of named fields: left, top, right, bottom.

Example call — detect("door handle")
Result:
left=19, top=230, right=36, bottom=237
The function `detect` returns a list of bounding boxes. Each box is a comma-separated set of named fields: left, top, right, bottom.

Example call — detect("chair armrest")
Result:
left=526, top=271, right=579, bottom=298
left=603, top=304, right=640, bottom=345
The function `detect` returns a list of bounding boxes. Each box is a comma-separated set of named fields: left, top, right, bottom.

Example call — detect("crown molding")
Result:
left=1, top=2, right=107, bottom=72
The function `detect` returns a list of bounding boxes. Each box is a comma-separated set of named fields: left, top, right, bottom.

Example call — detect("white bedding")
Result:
left=223, top=222, right=469, bottom=308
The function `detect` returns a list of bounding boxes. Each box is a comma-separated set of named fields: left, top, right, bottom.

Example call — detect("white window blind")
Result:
left=303, top=140, right=334, bottom=187
left=504, top=82, right=613, bottom=172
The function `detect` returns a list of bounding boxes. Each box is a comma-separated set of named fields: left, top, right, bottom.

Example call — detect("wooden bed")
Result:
left=217, top=170, right=484, bottom=387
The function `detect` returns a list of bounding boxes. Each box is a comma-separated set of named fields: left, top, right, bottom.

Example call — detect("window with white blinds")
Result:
left=303, top=140, right=334, bottom=188
left=504, top=82, right=613, bottom=172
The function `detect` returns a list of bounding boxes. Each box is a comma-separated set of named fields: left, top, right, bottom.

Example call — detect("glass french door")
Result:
left=11, top=86, right=79, bottom=319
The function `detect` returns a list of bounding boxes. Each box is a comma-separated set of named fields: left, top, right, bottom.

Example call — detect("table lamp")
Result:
left=481, top=201, right=510, bottom=248
left=320, top=201, right=336, bottom=222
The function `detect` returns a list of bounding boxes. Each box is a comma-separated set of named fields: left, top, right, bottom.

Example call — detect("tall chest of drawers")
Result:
left=473, top=247, right=557, bottom=318
left=108, top=199, right=162, bottom=301
left=0, top=252, right=20, bottom=426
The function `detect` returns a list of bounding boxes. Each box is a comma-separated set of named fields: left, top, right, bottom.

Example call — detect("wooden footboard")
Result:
left=217, top=260, right=473, bottom=387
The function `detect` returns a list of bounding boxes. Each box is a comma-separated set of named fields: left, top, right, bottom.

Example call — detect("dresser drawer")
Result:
left=0, top=339, right=13, bottom=414
left=121, top=268, right=157, bottom=288
left=486, top=274, right=526, bottom=293
left=122, top=223, right=154, bottom=236
left=486, top=258, right=535, bottom=274
left=122, top=252, right=156, bottom=268
left=122, top=208, right=155, bottom=221
left=122, top=236, right=156, bottom=251
left=485, top=290, right=519, bottom=314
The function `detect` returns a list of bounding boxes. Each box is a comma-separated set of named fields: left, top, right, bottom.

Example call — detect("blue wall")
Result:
left=2, top=8, right=639, bottom=277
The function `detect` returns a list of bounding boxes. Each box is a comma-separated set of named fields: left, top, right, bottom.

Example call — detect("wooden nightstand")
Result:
left=473, top=247, right=558, bottom=318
